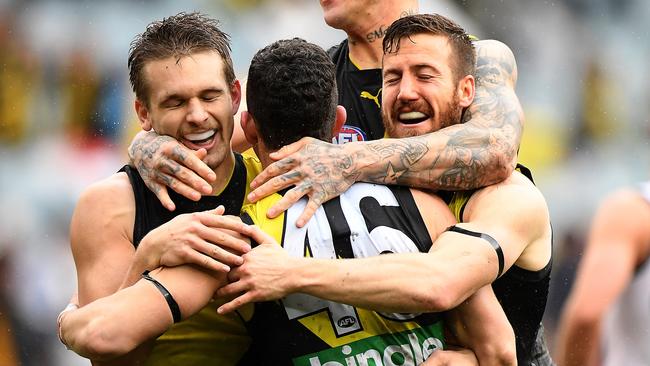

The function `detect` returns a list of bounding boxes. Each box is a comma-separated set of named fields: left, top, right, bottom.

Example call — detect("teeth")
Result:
left=399, top=111, right=428, bottom=120
left=185, top=130, right=215, bottom=142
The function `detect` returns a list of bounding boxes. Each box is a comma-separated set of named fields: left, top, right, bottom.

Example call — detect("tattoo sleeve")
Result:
left=355, top=40, right=523, bottom=190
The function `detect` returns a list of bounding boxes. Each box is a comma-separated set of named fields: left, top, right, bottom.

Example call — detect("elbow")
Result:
left=69, top=317, right=134, bottom=360
left=419, top=282, right=461, bottom=312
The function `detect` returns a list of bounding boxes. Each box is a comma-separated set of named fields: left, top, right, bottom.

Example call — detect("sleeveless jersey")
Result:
left=443, top=165, right=552, bottom=366
left=328, top=40, right=385, bottom=143
left=120, top=153, right=261, bottom=366
left=240, top=183, right=445, bottom=365
left=602, top=181, right=650, bottom=366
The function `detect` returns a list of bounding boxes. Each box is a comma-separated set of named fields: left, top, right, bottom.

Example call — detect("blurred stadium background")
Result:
left=0, top=0, right=648, bottom=364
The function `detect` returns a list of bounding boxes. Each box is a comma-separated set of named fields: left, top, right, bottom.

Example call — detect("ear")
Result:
left=332, top=105, right=347, bottom=137
left=230, top=79, right=242, bottom=115
left=457, top=75, right=475, bottom=108
left=134, top=99, right=153, bottom=131
left=240, top=110, right=258, bottom=146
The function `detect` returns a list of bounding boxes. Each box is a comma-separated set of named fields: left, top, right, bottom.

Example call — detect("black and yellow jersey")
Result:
left=239, top=183, right=445, bottom=365
left=120, top=152, right=262, bottom=366
left=328, top=40, right=385, bottom=143
left=442, top=164, right=552, bottom=366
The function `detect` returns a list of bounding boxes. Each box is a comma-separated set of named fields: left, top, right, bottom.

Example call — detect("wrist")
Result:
left=135, top=236, right=159, bottom=271
left=343, top=141, right=373, bottom=182
left=285, top=257, right=313, bottom=293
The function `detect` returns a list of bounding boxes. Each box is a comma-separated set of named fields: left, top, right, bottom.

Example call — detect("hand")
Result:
left=423, top=349, right=478, bottom=366
left=248, top=137, right=360, bottom=227
left=136, top=206, right=252, bottom=273
left=215, top=227, right=292, bottom=314
left=128, top=130, right=216, bottom=211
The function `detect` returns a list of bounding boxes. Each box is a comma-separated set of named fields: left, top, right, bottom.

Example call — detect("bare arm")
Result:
left=62, top=265, right=225, bottom=360
left=218, top=173, right=549, bottom=315
left=248, top=40, right=523, bottom=226
left=68, top=177, right=249, bottom=363
left=443, top=285, right=516, bottom=366
left=118, top=208, right=251, bottom=289
left=555, top=189, right=650, bottom=366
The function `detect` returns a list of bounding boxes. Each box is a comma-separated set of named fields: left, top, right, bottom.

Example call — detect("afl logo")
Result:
left=333, top=125, right=367, bottom=144
left=337, top=316, right=357, bottom=328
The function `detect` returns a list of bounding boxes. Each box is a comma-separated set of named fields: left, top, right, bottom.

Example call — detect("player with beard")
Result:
left=59, top=37, right=516, bottom=366
left=127, top=0, right=523, bottom=227
left=216, top=14, right=555, bottom=366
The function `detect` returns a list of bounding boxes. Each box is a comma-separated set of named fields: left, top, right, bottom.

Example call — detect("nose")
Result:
left=185, top=98, right=209, bottom=125
left=397, top=75, right=418, bottom=102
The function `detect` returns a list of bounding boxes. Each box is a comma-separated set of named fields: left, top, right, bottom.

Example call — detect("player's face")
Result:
left=137, top=51, right=241, bottom=170
left=382, top=33, right=468, bottom=138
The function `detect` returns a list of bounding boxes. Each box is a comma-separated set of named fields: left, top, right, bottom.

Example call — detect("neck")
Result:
left=346, top=3, right=418, bottom=69
left=209, top=151, right=236, bottom=196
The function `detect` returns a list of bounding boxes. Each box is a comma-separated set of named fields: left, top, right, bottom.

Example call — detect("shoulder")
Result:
left=593, top=187, right=650, bottom=260
left=75, top=173, right=134, bottom=214
left=71, top=173, right=136, bottom=251
left=465, top=171, right=549, bottom=229
left=410, top=188, right=457, bottom=241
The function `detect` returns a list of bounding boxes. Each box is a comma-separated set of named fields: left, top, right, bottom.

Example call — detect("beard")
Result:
left=382, top=94, right=463, bottom=138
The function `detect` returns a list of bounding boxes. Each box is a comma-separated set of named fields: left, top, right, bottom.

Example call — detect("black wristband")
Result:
left=446, top=225, right=505, bottom=278
left=142, top=270, right=181, bottom=323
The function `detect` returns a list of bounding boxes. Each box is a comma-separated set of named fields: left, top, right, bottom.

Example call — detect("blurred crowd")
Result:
left=0, top=0, right=648, bottom=365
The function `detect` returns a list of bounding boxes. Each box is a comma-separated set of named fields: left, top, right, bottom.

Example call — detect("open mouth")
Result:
left=398, top=111, right=430, bottom=125
left=184, top=130, right=216, bottom=145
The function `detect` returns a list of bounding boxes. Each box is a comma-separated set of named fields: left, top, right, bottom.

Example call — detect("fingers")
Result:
left=158, top=158, right=212, bottom=197
left=248, top=168, right=303, bottom=204
left=198, top=226, right=251, bottom=258
left=198, top=213, right=250, bottom=236
left=264, top=183, right=310, bottom=219
left=180, top=147, right=216, bottom=183
left=149, top=182, right=176, bottom=212
left=296, top=197, right=323, bottom=228
left=155, top=171, right=202, bottom=202
left=216, top=292, right=254, bottom=315
left=268, top=137, right=312, bottom=160
left=183, top=248, right=232, bottom=273
left=244, top=227, right=277, bottom=246
left=209, top=205, right=226, bottom=216
left=249, top=158, right=298, bottom=192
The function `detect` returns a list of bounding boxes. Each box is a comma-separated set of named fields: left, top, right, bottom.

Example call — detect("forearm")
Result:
left=290, top=252, right=483, bottom=313
left=554, top=315, right=601, bottom=366
left=348, top=126, right=513, bottom=190
left=62, top=282, right=172, bottom=360
left=348, top=40, right=523, bottom=191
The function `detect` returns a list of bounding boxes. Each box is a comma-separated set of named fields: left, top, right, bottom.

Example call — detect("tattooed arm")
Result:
left=361, top=40, right=523, bottom=188
left=249, top=40, right=524, bottom=226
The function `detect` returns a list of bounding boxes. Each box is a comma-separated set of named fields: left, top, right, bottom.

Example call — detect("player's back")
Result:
left=240, top=183, right=450, bottom=365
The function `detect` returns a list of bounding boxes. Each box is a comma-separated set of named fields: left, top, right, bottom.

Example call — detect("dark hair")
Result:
left=246, top=38, right=337, bottom=151
left=128, top=12, right=235, bottom=105
left=383, top=13, right=475, bottom=82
